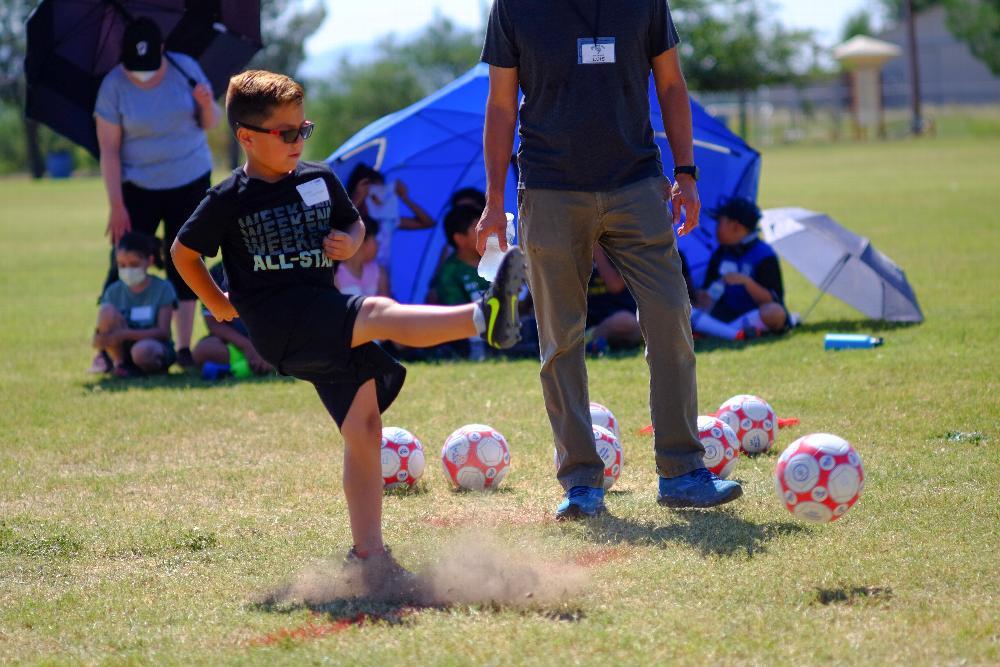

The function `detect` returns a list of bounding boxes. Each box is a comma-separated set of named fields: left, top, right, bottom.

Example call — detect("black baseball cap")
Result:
left=709, top=197, right=762, bottom=230
left=121, top=18, right=162, bottom=72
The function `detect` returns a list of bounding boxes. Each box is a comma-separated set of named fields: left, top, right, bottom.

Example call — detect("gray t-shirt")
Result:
left=94, top=53, right=214, bottom=190
left=482, top=0, right=680, bottom=192
left=100, top=276, right=178, bottom=330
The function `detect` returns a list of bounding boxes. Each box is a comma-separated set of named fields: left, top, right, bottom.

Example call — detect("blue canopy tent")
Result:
left=327, top=63, right=760, bottom=303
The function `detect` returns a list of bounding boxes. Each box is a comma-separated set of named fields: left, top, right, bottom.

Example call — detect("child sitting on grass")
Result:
left=334, top=217, right=388, bottom=298
left=191, top=263, right=273, bottom=376
left=93, top=232, right=177, bottom=378
left=171, top=70, right=525, bottom=594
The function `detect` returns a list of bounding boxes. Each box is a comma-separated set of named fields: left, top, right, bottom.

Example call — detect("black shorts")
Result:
left=247, top=289, right=406, bottom=428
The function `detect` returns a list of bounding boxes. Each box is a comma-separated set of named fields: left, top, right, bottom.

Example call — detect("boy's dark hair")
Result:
left=444, top=204, right=481, bottom=248
left=225, top=70, right=304, bottom=134
left=346, top=163, right=384, bottom=197
left=362, top=216, right=379, bottom=241
left=118, top=232, right=164, bottom=269
left=449, top=187, right=486, bottom=211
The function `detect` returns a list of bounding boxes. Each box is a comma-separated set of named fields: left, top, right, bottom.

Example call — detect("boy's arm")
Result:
left=170, top=240, right=238, bottom=321
left=723, top=256, right=783, bottom=306
left=323, top=217, right=365, bottom=261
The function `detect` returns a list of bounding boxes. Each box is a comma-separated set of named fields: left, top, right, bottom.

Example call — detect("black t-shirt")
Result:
left=177, top=161, right=359, bottom=338
left=482, top=0, right=680, bottom=191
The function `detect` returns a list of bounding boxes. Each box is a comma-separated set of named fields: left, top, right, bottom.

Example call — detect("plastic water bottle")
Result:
left=201, top=362, right=231, bottom=380
left=478, top=213, right=517, bottom=281
left=824, top=333, right=884, bottom=350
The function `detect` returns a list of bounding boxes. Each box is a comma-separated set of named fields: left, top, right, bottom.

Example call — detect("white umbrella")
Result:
left=760, top=208, right=923, bottom=323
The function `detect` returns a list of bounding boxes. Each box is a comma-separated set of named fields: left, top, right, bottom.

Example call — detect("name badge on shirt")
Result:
left=130, top=305, right=153, bottom=323
left=578, top=38, right=616, bottom=64
left=296, top=177, right=330, bottom=207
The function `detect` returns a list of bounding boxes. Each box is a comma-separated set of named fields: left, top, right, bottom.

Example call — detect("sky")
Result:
left=304, top=0, right=876, bottom=62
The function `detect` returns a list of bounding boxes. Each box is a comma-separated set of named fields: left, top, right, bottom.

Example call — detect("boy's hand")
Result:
left=323, top=229, right=360, bottom=261
left=208, top=299, right=238, bottom=322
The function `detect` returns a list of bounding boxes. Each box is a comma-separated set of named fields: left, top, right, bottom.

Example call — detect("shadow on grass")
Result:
left=792, top=318, right=920, bottom=336
left=247, top=596, right=585, bottom=645
left=580, top=508, right=804, bottom=558
left=80, top=371, right=295, bottom=394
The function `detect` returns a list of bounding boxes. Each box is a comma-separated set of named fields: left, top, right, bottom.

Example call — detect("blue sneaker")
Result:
left=555, top=485, right=606, bottom=521
left=657, top=468, right=743, bottom=508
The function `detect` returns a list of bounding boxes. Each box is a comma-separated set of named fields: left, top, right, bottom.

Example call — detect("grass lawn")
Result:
left=1, top=135, right=998, bottom=665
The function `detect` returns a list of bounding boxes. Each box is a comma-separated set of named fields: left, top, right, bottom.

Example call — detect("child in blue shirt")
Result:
left=696, top=198, right=788, bottom=335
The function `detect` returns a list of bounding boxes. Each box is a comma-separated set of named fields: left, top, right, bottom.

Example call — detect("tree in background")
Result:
left=841, top=9, right=878, bottom=42
left=881, top=0, right=1000, bottom=76
left=0, top=1, right=44, bottom=177
left=214, top=0, right=327, bottom=168
left=670, top=0, right=816, bottom=138
left=305, top=16, right=481, bottom=160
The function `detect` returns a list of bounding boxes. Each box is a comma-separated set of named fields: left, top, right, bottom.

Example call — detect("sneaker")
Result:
left=344, top=546, right=421, bottom=601
left=478, top=247, right=527, bottom=349
left=176, top=347, right=196, bottom=369
left=657, top=468, right=743, bottom=508
left=87, top=351, right=111, bottom=374
left=555, top=485, right=607, bottom=521
left=735, top=327, right=763, bottom=342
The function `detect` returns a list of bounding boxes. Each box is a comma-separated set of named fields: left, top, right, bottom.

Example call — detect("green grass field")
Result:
left=1, top=136, right=998, bottom=665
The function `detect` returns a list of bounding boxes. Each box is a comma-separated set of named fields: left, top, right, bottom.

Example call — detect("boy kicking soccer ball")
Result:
left=171, top=70, right=525, bottom=594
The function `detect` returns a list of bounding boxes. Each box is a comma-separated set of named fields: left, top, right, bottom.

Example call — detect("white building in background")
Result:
left=878, top=5, right=1000, bottom=106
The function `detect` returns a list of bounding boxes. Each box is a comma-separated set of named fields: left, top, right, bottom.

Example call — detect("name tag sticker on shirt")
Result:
left=578, top=38, right=616, bottom=65
left=130, top=305, right=153, bottom=323
left=296, top=178, right=330, bottom=207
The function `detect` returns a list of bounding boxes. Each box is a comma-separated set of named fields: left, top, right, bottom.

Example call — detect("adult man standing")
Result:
left=478, top=0, right=743, bottom=518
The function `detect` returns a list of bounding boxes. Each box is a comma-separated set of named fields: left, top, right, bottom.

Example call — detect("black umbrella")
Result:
left=24, top=0, right=262, bottom=157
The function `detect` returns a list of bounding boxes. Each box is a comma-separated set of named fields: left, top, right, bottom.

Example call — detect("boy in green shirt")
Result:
left=435, top=204, right=492, bottom=305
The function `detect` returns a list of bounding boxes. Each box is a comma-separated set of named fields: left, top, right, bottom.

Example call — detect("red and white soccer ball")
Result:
left=592, top=424, right=623, bottom=490
left=380, top=427, right=426, bottom=490
left=717, top=394, right=777, bottom=454
left=590, top=402, right=621, bottom=441
left=774, top=433, right=865, bottom=523
left=441, top=424, right=511, bottom=491
left=697, top=415, right=740, bottom=479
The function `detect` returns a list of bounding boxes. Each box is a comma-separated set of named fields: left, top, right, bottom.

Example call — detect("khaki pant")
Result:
left=518, top=176, right=704, bottom=489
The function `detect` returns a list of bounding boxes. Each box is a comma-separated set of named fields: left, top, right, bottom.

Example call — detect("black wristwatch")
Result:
left=673, top=165, right=699, bottom=181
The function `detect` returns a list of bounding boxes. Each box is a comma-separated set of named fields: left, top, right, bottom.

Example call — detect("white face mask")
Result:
left=127, top=69, right=156, bottom=83
left=119, top=267, right=147, bottom=287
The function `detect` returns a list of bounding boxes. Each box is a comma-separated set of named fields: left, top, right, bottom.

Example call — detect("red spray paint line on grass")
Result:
left=249, top=613, right=368, bottom=646
left=573, top=546, right=631, bottom=568
left=639, top=416, right=800, bottom=435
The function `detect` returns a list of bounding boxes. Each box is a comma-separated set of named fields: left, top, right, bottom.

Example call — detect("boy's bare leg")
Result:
left=192, top=336, right=229, bottom=367
left=94, top=304, right=127, bottom=366
left=339, top=379, right=385, bottom=555
left=351, top=297, right=477, bottom=348
left=174, top=300, right=197, bottom=350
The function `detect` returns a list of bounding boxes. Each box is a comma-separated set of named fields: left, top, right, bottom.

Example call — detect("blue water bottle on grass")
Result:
left=824, top=333, right=884, bottom=350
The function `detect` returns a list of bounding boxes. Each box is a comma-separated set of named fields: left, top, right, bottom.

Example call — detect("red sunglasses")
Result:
left=237, top=120, right=315, bottom=144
